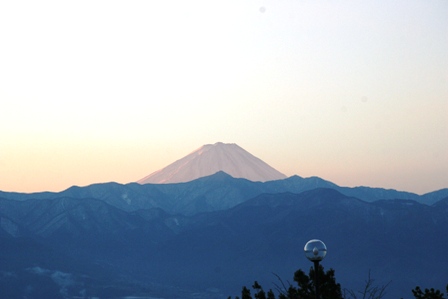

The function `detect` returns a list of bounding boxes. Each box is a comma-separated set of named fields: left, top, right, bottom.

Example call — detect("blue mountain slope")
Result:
left=422, top=188, right=448, bottom=205
left=158, top=189, right=447, bottom=298
left=1, top=188, right=447, bottom=298
left=3, top=172, right=442, bottom=217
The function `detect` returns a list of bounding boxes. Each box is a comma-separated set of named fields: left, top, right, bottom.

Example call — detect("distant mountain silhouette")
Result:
left=2, top=142, right=448, bottom=298
left=138, top=142, right=287, bottom=184
left=1, top=187, right=447, bottom=299
left=1, top=172, right=446, bottom=216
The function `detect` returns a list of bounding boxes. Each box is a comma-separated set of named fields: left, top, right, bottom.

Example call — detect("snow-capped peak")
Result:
left=137, top=142, right=287, bottom=184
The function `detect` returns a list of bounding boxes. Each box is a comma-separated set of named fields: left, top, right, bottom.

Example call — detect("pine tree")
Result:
left=233, top=265, right=342, bottom=299
left=253, top=281, right=267, bottom=299
left=411, top=285, right=447, bottom=299
left=242, top=286, right=252, bottom=299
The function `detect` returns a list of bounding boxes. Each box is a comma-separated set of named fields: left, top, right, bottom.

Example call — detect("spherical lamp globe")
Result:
left=304, top=239, right=327, bottom=262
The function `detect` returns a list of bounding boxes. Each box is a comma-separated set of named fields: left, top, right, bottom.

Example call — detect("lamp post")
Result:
left=304, top=239, right=327, bottom=299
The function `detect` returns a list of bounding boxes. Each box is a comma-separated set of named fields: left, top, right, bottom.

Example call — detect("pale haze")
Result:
left=1, top=0, right=447, bottom=194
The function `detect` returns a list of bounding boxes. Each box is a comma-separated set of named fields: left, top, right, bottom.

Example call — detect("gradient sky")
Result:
left=1, top=0, right=447, bottom=194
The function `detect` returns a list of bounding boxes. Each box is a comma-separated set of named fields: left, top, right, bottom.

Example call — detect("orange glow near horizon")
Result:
left=1, top=1, right=447, bottom=194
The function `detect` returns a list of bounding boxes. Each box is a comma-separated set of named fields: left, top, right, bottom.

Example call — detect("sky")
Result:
left=1, top=0, right=447, bottom=194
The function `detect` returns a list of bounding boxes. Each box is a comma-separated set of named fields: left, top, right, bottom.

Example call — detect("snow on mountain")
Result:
left=137, top=142, right=287, bottom=184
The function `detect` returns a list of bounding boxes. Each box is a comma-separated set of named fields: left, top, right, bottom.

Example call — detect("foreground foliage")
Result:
left=408, top=285, right=448, bottom=299
left=229, top=266, right=447, bottom=299
left=229, top=265, right=342, bottom=299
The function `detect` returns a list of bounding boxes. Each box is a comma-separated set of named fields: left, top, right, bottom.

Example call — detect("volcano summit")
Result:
left=138, top=142, right=287, bottom=184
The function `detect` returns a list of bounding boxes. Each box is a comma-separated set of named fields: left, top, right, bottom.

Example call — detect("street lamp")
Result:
left=304, top=239, right=327, bottom=299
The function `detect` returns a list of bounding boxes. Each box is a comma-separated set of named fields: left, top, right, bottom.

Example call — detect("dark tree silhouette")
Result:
left=253, top=281, right=267, bottom=299
left=231, top=265, right=343, bottom=299
left=230, top=266, right=447, bottom=299
left=409, top=285, right=448, bottom=299
left=242, top=286, right=252, bottom=299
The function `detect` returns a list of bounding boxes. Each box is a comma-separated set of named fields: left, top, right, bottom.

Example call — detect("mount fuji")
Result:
left=1, top=143, right=448, bottom=298
left=138, top=142, right=287, bottom=184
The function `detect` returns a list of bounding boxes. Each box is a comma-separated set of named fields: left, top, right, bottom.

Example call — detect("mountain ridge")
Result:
left=2, top=143, right=447, bottom=298
left=1, top=172, right=447, bottom=215
left=1, top=188, right=447, bottom=298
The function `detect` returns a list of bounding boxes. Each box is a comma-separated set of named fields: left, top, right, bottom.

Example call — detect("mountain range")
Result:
left=0, top=143, right=447, bottom=299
